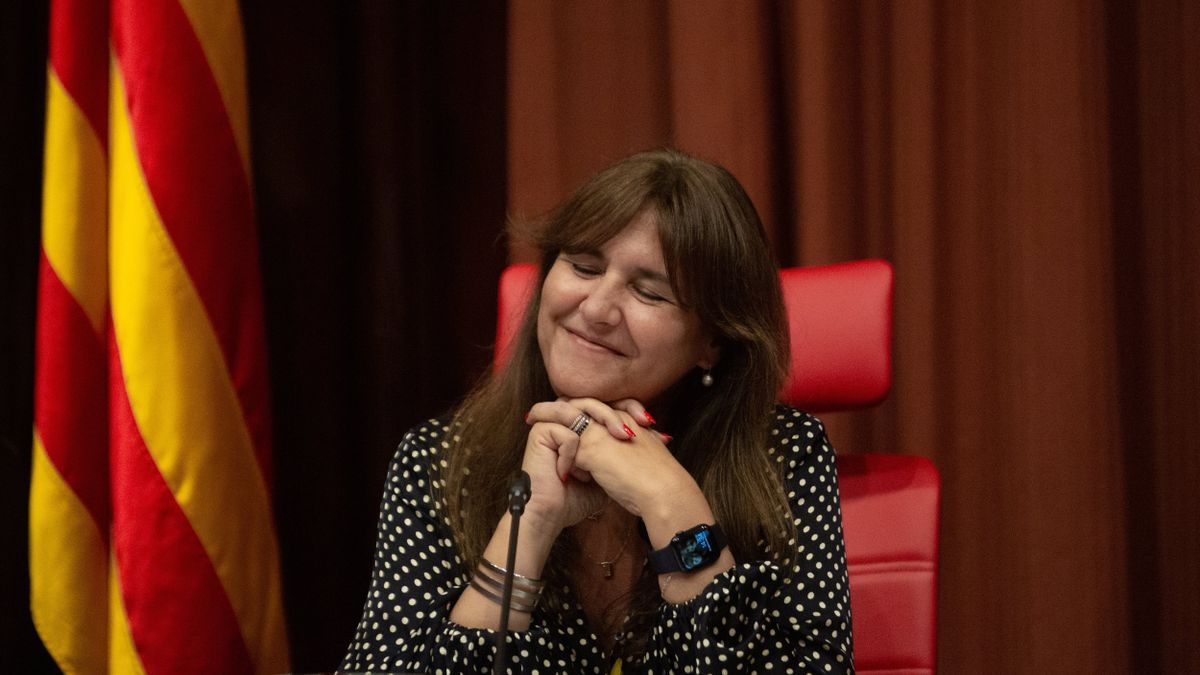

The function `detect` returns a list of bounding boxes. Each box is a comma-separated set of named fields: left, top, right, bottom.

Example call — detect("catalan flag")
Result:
left=30, top=0, right=290, bottom=672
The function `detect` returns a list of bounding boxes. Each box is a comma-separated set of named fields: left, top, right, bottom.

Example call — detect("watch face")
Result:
left=674, top=526, right=715, bottom=571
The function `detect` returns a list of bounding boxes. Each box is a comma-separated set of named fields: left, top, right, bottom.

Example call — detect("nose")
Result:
left=577, top=276, right=623, bottom=327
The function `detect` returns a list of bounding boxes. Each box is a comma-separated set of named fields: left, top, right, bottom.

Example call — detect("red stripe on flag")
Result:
left=109, top=339, right=256, bottom=675
left=49, top=0, right=108, bottom=146
left=34, top=252, right=109, bottom=529
left=110, top=0, right=272, bottom=477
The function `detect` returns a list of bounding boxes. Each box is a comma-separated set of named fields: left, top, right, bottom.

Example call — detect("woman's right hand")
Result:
left=519, top=421, right=607, bottom=535
left=522, top=398, right=663, bottom=531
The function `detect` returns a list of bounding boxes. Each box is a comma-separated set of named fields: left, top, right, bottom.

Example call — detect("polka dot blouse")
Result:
left=340, top=405, right=854, bottom=673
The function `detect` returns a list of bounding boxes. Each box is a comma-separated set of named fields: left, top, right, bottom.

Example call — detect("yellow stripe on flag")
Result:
left=108, top=550, right=147, bottom=675
left=29, top=432, right=108, bottom=675
left=41, top=68, right=108, bottom=335
left=174, top=0, right=251, bottom=177
left=108, top=60, right=289, bottom=672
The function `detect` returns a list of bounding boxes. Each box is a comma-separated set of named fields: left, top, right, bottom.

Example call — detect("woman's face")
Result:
left=537, top=210, right=717, bottom=405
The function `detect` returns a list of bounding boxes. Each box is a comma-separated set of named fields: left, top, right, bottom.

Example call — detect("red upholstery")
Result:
left=779, top=261, right=892, bottom=411
left=840, top=454, right=940, bottom=674
left=494, top=263, right=538, bottom=371
left=494, top=260, right=939, bottom=673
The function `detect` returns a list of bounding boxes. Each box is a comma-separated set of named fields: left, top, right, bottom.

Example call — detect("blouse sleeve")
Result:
left=339, top=419, right=609, bottom=674
left=640, top=407, right=854, bottom=674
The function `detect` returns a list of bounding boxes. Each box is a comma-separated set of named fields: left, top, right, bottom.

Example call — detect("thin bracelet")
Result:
left=473, top=566, right=542, bottom=605
left=659, top=574, right=675, bottom=600
left=480, top=558, right=545, bottom=589
left=468, top=576, right=536, bottom=613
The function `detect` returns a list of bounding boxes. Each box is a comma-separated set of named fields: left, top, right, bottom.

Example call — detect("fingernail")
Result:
left=643, top=410, right=656, bottom=426
left=524, top=412, right=530, bottom=423
left=623, top=424, right=636, bottom=439
left=561, top=473, right=569, bottom=483
left=660, top=433, right=673, bottom=444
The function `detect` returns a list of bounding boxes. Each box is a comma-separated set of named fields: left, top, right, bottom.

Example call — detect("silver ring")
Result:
left=568, top=413, right=591, bottom=436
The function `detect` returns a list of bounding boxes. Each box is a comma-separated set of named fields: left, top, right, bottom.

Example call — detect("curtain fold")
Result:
left=507, top=1, right=1198, bottom=672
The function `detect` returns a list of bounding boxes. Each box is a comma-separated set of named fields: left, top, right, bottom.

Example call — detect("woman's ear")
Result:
left=697, top=337, right=721, bottom=371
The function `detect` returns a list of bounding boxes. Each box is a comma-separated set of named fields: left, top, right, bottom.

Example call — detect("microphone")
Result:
left=508, top=471, right=532, bottom=514
left=494, top=471, right=531, bottom=675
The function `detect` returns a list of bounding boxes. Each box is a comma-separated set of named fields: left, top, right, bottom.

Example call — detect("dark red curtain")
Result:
left=507, top=1, right=1198, bottom=673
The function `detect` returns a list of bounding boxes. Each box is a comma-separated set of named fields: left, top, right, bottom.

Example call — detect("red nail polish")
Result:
left=643, top=410, right=656, bottom=426
left=524, top=412, right=530, bottom=423
left=561, top=473, right=569, bottom=483
left=660, top=433, right=674, bottom=444
left=623, top=424, right=636, bottom=439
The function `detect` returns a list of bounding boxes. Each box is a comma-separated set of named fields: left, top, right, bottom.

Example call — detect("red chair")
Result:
left=495, top=260, right=939, bottom=674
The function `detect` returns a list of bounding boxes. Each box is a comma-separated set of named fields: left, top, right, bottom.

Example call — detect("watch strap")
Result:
left=647, top=543, right=681, bottom=574
left=707, top=522, right=728, bottom=551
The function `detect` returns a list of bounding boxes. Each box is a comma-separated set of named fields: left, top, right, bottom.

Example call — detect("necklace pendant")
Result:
left=599, top=561, right=614, bottom=579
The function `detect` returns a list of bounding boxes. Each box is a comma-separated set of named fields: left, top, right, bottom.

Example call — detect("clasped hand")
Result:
left=520, top=397, right=695, bottom=533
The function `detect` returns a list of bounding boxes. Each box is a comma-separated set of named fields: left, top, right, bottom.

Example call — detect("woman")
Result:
left=341, top=150, right=853, bottom=673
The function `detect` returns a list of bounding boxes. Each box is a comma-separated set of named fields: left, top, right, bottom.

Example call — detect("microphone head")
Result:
left=508, top=470, right=532, bottom=512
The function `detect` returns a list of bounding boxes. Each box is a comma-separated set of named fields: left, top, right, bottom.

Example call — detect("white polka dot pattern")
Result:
left=340, top=405, right=854, bottom=673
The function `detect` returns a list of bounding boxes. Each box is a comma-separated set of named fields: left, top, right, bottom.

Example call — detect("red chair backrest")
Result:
left=495, top=259, right=939, bottom=673
left=839, top=453, right=939, bottom=673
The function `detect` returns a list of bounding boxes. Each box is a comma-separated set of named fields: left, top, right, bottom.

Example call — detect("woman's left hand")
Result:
left=524, top=397, right=699, bottom=518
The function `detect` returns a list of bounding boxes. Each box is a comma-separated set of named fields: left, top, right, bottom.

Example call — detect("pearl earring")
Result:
left=701, top=370, right=714, bottom=387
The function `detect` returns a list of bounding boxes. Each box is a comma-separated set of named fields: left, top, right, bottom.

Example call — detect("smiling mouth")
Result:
left=566, top=329, right=625, bottom=356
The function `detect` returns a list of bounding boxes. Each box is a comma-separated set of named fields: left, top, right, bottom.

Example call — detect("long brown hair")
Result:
left=439, top=149, right=794, bottom=659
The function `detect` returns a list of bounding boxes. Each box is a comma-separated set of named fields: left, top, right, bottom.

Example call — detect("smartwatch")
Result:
left=646, top=523, right=727, bottom=574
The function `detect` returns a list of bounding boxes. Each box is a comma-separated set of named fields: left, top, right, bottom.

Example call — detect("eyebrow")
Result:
left=633, top=266, right=670, bottom=284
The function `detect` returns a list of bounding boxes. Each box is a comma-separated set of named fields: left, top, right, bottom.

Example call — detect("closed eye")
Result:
left=633, top=285, right=670, bottom=304
left=569, top=261, right=602, bottom=277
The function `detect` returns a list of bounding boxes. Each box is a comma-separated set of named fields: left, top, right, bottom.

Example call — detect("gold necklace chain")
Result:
left=585, top=530, right=633, bottom=579
left=577, top=506, right=637, bottom=579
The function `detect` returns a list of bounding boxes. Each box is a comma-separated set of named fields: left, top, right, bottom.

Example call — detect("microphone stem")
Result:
left=494, top=484, right=525, bottom=675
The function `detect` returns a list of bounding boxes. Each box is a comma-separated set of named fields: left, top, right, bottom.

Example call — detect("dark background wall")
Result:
left=242, top=2, right=508, bottom=669
left=243, top=3, right=508, bottom=667
left=2, top=0, right=52, bottom=671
